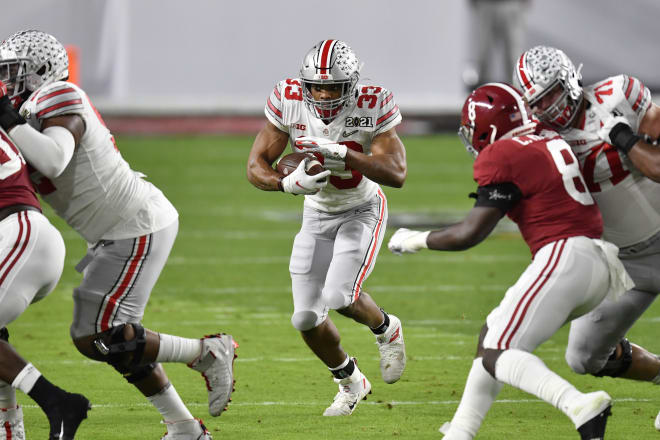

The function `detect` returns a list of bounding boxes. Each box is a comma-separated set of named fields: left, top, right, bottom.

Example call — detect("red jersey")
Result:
left=474, top=133, right=602, bottom=256
left=0, top=130, right=40, bottom=210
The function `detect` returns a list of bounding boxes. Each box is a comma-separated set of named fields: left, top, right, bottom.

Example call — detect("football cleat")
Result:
left=0, top=406, right=25, bottom=440
left=45, top=392, right=91, bottom=440
left=189, top=334, right=237, bottom=417
left=571, top=391, right=612, bottom=439
left=160, top=418, right=212, bottom=440
left=323, top=362, right=372, bottom=416
left=654, top=410, right=660, bottom=431
left=376, top=314, right=406, bottom=384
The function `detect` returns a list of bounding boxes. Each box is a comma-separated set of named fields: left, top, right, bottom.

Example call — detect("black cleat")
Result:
left=577, top=404, right=612, bottom=440
left=47, top=393, right=92, bottom=440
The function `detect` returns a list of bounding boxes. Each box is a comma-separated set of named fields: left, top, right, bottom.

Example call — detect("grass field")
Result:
left=11, top=133, right=660, bottom=439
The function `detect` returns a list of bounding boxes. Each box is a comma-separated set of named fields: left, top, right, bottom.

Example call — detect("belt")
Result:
left=0, top=204, right=40, bottom=222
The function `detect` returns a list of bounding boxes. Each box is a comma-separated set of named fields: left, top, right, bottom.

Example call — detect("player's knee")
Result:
left=291, top=311, right=320, bottom=331
left=88, top=323, right=150, bottom=373
left=564, top=348, right=593, bottom=375
left=321, top=285, right=351, bottom=310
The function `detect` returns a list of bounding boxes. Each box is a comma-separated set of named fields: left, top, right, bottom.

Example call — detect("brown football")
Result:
left=276, top=152, right=325, bottom=176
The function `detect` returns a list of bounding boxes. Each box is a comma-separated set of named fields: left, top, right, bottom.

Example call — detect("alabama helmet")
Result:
left=0, top=30, right=69, bottom=106
left=459, top=82, right=537, bottom=157
left=513, top=46, right=583, bottom=130
left=300, top=39, right=361, bottom=121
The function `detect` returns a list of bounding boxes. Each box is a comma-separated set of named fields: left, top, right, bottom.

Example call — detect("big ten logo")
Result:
left=292, top=123, right=306, bottom=131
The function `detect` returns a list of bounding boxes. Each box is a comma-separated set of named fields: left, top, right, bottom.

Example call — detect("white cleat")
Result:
left=160, top=418, right=213, bottom=440
left=0, top=406, right=25, bottom=440
left=376, top=314, right=406, bottom=383
left=569, top=391, right=612, bottom=439
left=323, top=363, right=372, bottom=416
left=189, top=333, right=238, bottom=417
left=655, top=410, right=660, bottom=431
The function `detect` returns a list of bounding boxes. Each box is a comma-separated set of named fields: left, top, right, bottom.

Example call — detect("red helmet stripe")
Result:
left=517, top=53, right=533, bottom=91
left=318, top=39, right=336, bottom=74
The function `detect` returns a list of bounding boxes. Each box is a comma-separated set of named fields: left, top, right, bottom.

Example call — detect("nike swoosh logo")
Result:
left=342, top=130, right=358, bottom=137
left=347, top=399, right=357, bottom=410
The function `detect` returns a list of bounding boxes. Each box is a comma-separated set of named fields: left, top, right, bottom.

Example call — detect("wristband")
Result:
left=609, top=122, right=640, bottom=154
left=0, top=95, right=25, bottom=131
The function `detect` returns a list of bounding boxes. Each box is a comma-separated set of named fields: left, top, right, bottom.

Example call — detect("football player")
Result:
left=0, top=30, right=235, bottom=439
left=247, top=39, right=407, bottom=416
left=513, top=46, right=660, bottom=430
left=0, top=79, right=90, bottom=440
left=388, top=83, right=632, bottom=439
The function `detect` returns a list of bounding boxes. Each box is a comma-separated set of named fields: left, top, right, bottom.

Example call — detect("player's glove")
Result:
left=387, top=228, right=430, bottom=255
left=0, top=80, right=25, bottom=132
left=597, top=114, right=640, bottom=154
left=295, top=136, right=348, bottom=161
left=280, top=158, right=331, bottom=195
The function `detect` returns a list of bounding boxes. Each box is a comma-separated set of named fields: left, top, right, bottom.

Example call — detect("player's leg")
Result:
left=289, top=209, right=371, bottom=416
left=70, top=222, right=219, bottom=436
left=0, top=211, right=90, bottom=439
left=324, top=191, right=406, bottom=384
left=439, top=325, right=503, bottom=440
left=481, top=237, right=613, bottom=439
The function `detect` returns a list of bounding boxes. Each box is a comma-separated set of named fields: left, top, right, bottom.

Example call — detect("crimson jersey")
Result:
left=0, top=129, right=40, bottom=210
left=474, top=134, right=602, bottom=255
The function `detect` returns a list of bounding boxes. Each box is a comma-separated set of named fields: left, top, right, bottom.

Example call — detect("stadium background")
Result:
left=3, top=2, right=660, bottom=439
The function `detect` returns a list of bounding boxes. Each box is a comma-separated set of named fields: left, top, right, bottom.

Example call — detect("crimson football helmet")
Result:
left=0, top=30, right=69, bottom=107
left=512, top=46, right=583, bottom=131
left=459, top=82, right=537, bottom=157
left=300, top=39, right=361, bottom=121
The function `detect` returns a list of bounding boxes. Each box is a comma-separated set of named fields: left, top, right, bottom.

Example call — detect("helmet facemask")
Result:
left=300, top=40, right=361, bottom=122
left=0, top=53, right=30, bottom=108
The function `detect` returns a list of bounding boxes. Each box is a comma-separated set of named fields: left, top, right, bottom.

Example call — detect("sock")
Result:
left=0, top=380, right=17, bottom=409
left=444, top=358, right=503, bottom=439
left=495, top=349, right=581, bottom=416
left=12, top=363, right=42, bottom=395
left=147, top=383, right=194, bottom=423
left=370, top=310, right=390, bottom=335
left=329, top=356, right=356, bottom=379
left=25, top=376, right=67, bottom=413
left=156, top=334, right=203, bottom=363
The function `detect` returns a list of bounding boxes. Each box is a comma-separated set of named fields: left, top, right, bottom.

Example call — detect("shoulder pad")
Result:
left=26, top=81, right=84, bottom=121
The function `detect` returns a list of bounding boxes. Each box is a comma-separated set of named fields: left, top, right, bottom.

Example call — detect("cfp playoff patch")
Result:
left=345, top=116, right=373, bottom=128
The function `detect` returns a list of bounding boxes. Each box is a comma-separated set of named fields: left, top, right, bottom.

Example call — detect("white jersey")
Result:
left=557, top=75, right=658, bottom=248
left=19, top=81, right=177, bottom=243
left=265, top=78, right=401, bottom=212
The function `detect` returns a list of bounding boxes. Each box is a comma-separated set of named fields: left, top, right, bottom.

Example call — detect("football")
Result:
left=276, top=152, right=325, bottom=177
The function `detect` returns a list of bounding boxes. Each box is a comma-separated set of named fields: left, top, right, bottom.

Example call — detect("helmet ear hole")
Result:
left=36, top=65, right=46, bottom=75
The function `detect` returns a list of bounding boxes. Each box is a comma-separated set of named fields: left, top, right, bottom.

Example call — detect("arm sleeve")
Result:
left=8, top=124, right=75, bottom=178
left=471, top=182, right=522, bottom=213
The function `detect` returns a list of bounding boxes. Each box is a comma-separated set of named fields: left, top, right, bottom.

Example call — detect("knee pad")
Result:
left=291, top=311, right=321, bottom=331
left=593, top=338, right=633, bottom=378
left=92, top=323, right=148, bottom=374
left=321, top=285, right=351, bottom=311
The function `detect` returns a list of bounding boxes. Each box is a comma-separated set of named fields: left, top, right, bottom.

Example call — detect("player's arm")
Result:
left=388, top=182, right=519, bottom=254
left=601, top=103, right=660, bottom=182
left=345, top=128, right=407, bottom=188
left=247, top=120, right=290, bottom=191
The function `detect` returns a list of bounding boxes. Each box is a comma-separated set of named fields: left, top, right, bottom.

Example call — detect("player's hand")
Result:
left=0, top=79, right=26, bottom=131
left=387, top=228, right=430, bottom=255
left=295, top=136, right=348, bottom=161
left=281, top=158, right=331, bottom=195
left=598, top=114, right=639, bottom=154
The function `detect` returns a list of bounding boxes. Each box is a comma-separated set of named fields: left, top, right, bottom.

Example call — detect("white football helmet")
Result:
left=300, top=39, right=361, bottom=121
left=0, top=30, right=69, bottom=106
left=513, top=46, right=583, bottom=131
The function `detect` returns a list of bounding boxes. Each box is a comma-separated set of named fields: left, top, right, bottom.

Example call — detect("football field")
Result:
left=13, top=133, right=660, bottom=439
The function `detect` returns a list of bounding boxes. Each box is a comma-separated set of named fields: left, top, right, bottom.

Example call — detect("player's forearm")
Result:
left=627, top=143, right=660, bottom=183
left=345, top=151, right=406, bottom=187
left=9, top=124, right=74, bottom=178
left=246, top=158, right=283, bottom=191
left=426, top=225, right=483, bottom=251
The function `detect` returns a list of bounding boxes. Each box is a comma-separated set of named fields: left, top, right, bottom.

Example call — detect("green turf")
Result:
left=10, top=134, right=660, bottom=439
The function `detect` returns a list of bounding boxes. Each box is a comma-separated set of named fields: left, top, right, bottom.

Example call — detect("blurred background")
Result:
left=4, top=0, right=658, bottom=134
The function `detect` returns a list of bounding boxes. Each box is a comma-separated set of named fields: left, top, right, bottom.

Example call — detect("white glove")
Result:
left=295, top=136, right=347, bottom=161
left=597, top=114, right=631, bottom=145
left=387, top=228, right=430, bottom=255
left=281, top=159, right=331, bottom=195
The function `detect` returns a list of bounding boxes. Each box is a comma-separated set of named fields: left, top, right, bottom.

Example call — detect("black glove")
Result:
left=0, top=95, right=25, bottom=131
